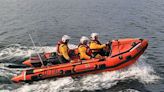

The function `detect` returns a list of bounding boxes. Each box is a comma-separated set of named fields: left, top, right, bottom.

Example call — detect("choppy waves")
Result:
left=0, top=44, right=160, bottom=92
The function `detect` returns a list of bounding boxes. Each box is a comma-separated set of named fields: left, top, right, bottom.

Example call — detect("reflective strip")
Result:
left=24, top=71, right=26, bottom=81
left=130, top=43, right=141, bottom=52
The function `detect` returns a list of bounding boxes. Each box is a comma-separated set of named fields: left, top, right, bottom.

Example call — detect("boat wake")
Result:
left=0, top=44, right=160, bottom=92
left=0, top=44, right=55, bottom=62
left=9, top=56, right=160, bottom=92
left=0, top=44, right=77, bottom=62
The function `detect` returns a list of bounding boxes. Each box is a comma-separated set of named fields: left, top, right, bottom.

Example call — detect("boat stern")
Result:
left=11, top=71, right=25, bottom=83
left=23, top=59, right=33, bottom=67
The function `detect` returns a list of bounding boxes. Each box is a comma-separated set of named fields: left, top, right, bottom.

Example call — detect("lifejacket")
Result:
left=89, top=40, right=103, bottom=52
left=78, top=43, right=92, bottom=56
left=92, top=40, right=101, bottom=44
left=56, top=41, right=68, bottom=55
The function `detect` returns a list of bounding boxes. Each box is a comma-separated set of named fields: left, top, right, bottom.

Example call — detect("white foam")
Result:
left=0, top=44, right=77, bottom=61
left=118, top=89, right=140, bottom=92
left=0, top=90, right=10, bottom=92
left=0, top=44, right=160, bottom=92
left=0, top=44, right=55, bottom=61
left=12, top=56, right=160, bottom=92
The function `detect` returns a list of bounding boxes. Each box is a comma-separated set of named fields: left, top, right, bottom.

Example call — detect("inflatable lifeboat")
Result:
left=11, top=38, right=148, bottom=83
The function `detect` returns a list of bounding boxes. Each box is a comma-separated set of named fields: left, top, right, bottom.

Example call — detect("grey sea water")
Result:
left=0, top=0, right=163, bottom=92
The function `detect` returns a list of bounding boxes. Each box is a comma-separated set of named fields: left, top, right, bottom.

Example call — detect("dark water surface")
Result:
left=0, top=0, right=164, bottom=92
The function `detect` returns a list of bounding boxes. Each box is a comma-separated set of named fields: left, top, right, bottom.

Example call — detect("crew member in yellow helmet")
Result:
left=78, top=36, right=92, bottom=60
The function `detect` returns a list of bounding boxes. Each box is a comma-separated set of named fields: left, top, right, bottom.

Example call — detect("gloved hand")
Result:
left=106, top=41, right=112, bottom=46
left=106, top=42, right=109, bottom=45
left=106, top=42, right=109, bottom=44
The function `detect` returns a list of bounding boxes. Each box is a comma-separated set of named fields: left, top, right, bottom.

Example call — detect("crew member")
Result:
left=57, top=35, right=71, bottom=63
left=89, top=33, right=109, bottom=58
left=78, top=36, right=92, bottom=60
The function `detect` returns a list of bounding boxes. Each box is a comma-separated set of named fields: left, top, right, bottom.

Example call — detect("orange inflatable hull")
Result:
left=11, top=38, right=148, bottom=83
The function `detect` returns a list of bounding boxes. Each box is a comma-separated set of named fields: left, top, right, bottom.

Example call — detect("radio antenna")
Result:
left=29, top=34, right=44, bottom=67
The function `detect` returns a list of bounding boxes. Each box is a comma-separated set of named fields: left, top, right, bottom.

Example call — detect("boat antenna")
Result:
left=36, top=32, right=45, bottom=53
left=29, top=34, right=44, bottom=67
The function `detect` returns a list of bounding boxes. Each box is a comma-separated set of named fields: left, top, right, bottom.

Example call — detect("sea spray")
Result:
left=0, top=44, right=160, bottom=92
left=12, top=56, right=160, bottom=92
